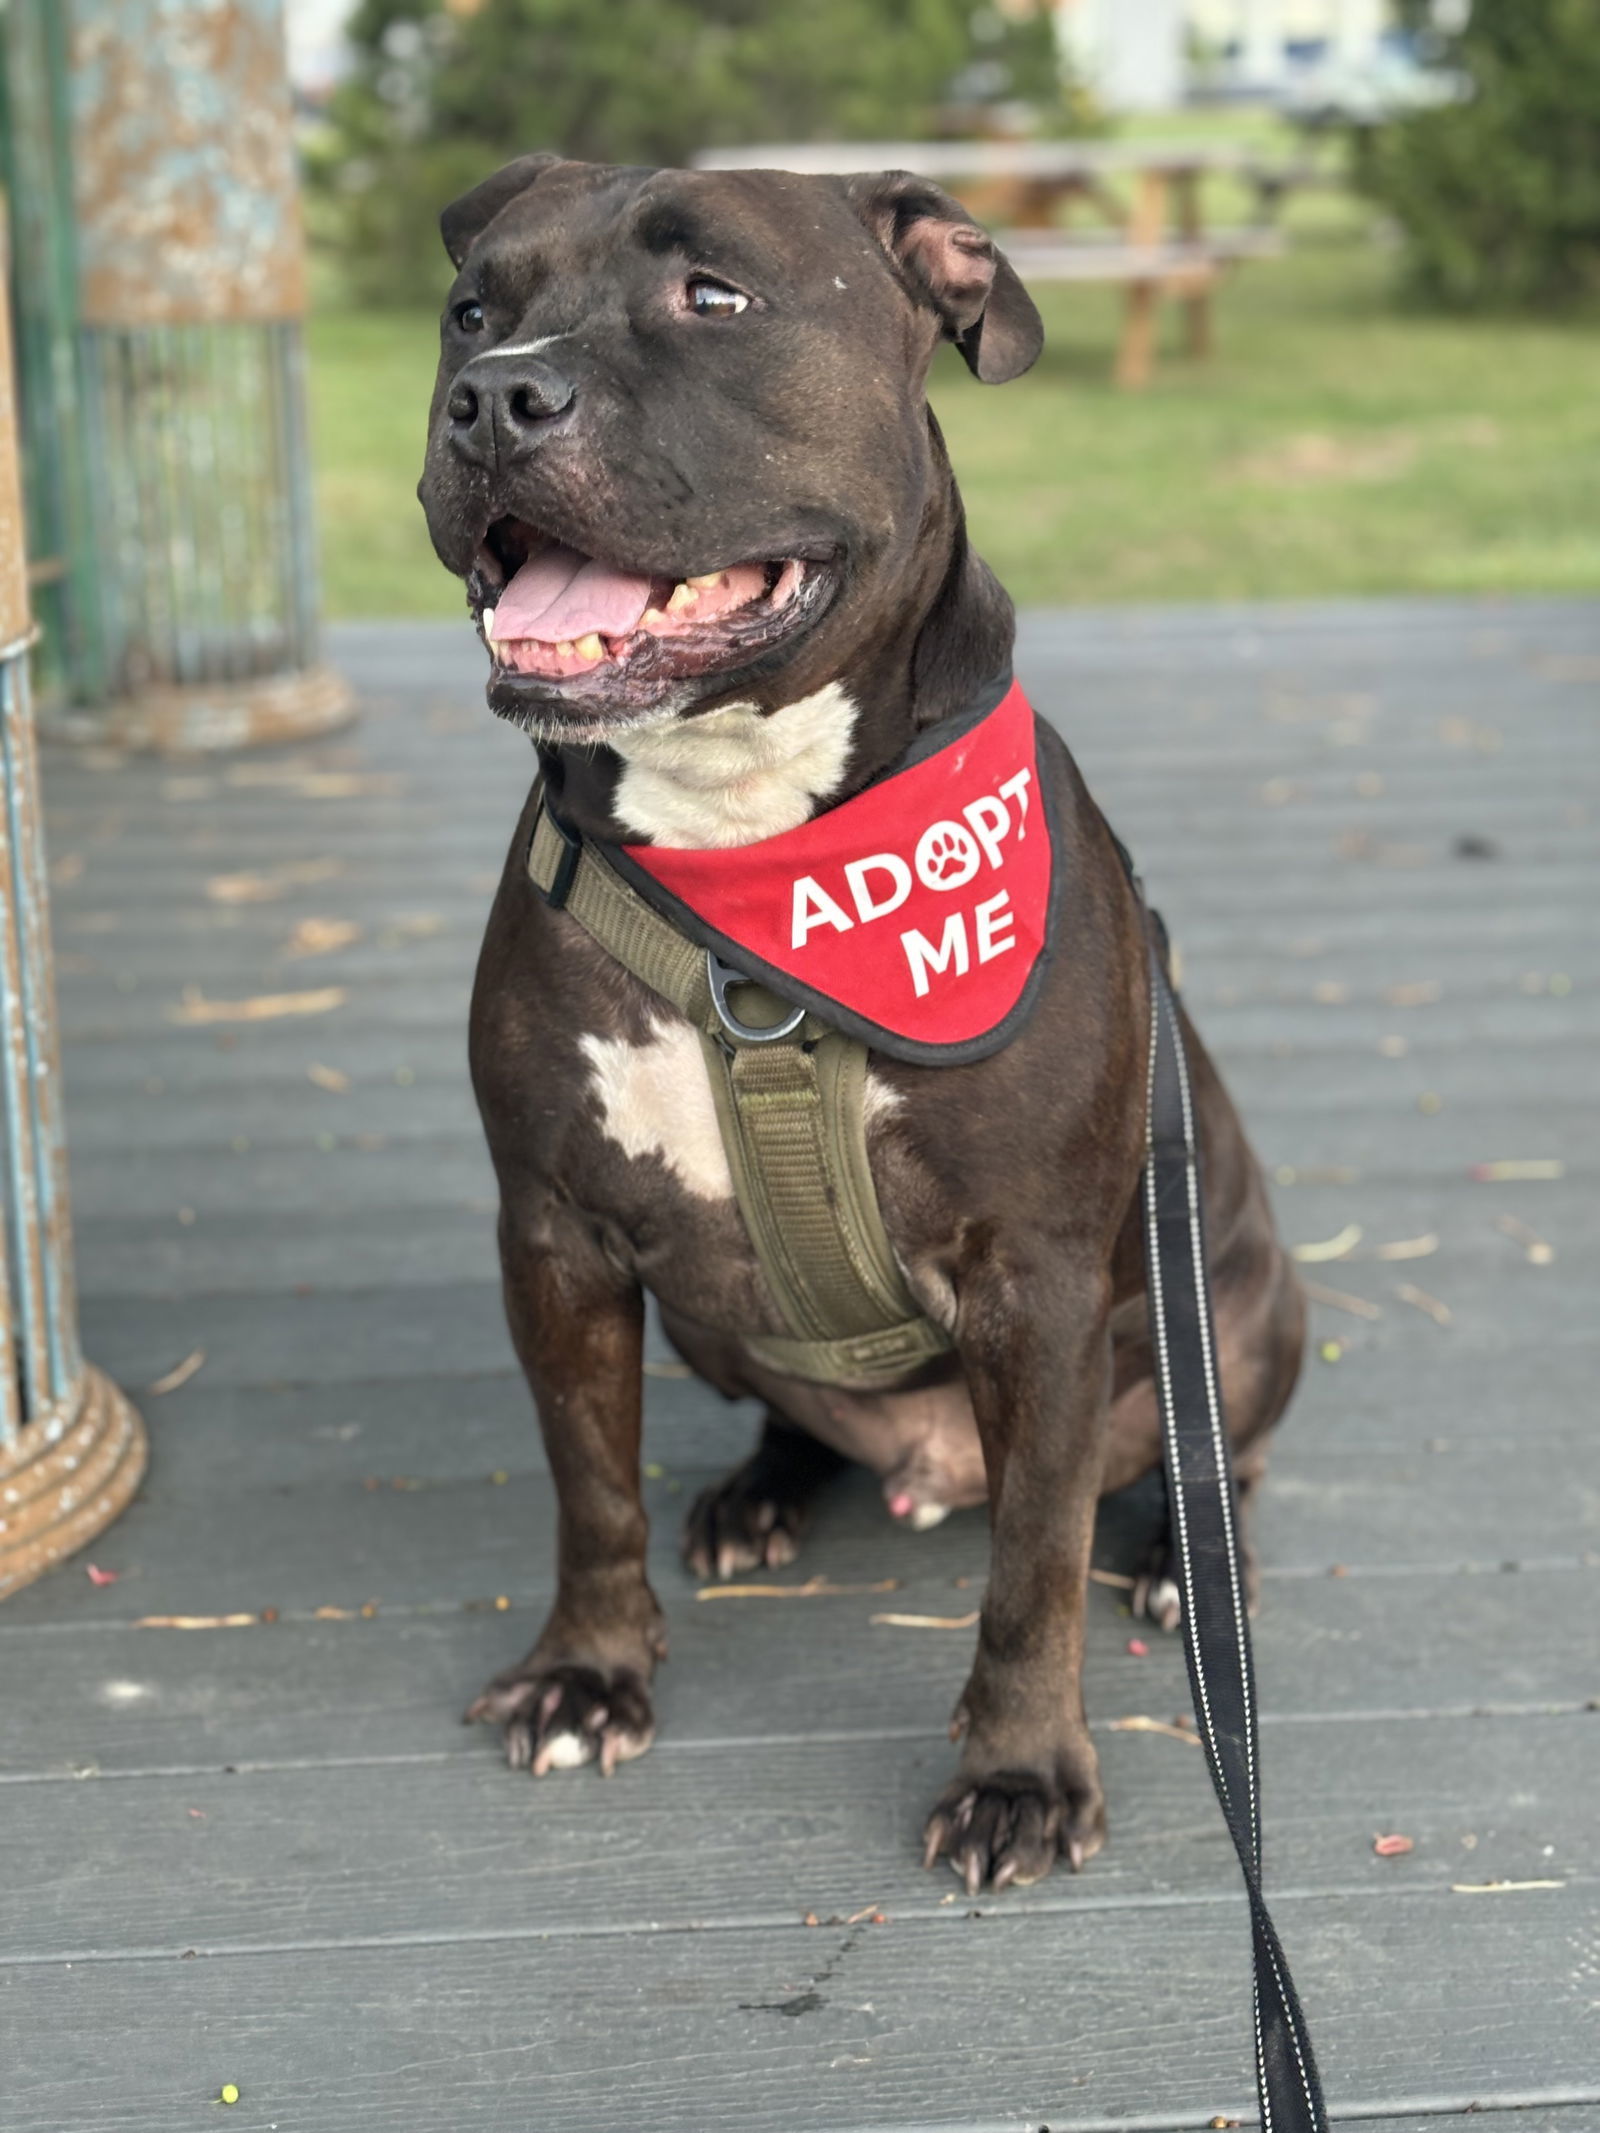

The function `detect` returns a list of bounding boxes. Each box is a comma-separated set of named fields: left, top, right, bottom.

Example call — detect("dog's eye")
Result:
left=454, top=301, right=485, bottom=334
left=686, top=278, right=749, bottom=318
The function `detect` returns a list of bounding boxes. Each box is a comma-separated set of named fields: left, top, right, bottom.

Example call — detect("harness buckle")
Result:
left=706, top=951, right=806, bottom=1046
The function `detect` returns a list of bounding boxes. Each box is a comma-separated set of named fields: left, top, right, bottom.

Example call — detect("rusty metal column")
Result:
left=1, top=210, right=147, bottom=1600
left=54, top=0, right=351, bottom=750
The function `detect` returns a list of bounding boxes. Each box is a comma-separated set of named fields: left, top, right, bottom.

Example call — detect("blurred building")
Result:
left=1058, top=0, right=1402, bottom=109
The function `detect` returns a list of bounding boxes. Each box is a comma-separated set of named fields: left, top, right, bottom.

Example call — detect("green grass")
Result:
left=306, top=188, right=1600, bottom=618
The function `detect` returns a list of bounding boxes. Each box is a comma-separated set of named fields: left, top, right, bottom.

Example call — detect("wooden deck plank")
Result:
left=0, top=1710, right=1589, bottom=1960
left=2, top=1563, right=1594, bottom=1779
left=1, top=1888, right=1596, bottom=2132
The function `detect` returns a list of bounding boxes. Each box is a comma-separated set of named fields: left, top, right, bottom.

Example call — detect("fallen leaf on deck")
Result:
left=147, top=1347, right=205, bottom=1395
left=205, top=858, right=344, bottom=904
left=1373, top=1833, right=1415, bottom=1857
left=1396, top=1283, right=1452, bottom=1327
left=281, top=917, right=362, bottom=960
left=1274, top=1165, right=1360, bottom=1187
left=1110, top=1716, right=1203, bottom=1745
left=1451, top=1878, right=1566, bottom=1894
left=85, top=1563, right=119, bottom=1586
left=381, top=913, right=447, bottom=944
left=844, top=1904, right=887, bottom=1925
left=136, top=1614, right=258, bottom=1630
left=225, top=766, right=403, bottom=799
left=1301, top=1280, right=1382, bottom=1321
left=870, top=1611, right=980, bottom=1630
left=1383, top=981, right=1441, bottom=1007
left=169, top=985, right=347, bottom=1026
left=1292, top=1223, right=1362, bottom=1264
left=312, top=1606, right=357, bottom=1620
left=1375, top=1233, right=1438, bottom=1261
left=697, top=1577, right=899, bottom=1602
left=306, top=1062, right=351, bottom=1094
left=1468, top=1159, right=1564, bottom=1183
left=1311, top=980, right=1349, bottom=1005
left=1494, top=1214, right=1555, bottom=1265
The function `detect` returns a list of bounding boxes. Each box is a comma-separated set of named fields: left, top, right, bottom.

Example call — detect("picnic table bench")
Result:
left=694, top=140, right=1290, bottom=387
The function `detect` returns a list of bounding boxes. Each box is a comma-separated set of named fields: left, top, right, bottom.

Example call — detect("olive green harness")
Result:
left=527, top=792, right=950, bottom=1387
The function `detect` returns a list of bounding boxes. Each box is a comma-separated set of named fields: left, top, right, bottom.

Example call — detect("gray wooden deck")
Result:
left=4, top=599, right=1598, bottom=2133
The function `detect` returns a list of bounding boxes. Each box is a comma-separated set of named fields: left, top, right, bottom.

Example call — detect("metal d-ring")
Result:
left=706, top=950, right=806, bottom=1045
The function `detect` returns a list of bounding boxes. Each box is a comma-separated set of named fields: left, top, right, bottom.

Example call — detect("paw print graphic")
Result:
left=914, top=820, right=981, bottom=892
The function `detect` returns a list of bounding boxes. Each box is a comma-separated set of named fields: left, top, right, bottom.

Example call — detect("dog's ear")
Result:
left=440, top=152, right=565, bottom=268
left=844, top=171, right=1043, bottom=384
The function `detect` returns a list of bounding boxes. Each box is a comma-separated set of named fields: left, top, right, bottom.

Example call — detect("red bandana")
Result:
left=614, top=680, right=1056, bottom=1062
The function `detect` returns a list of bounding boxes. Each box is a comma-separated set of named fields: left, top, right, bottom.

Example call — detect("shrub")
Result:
left=1363, top=0, right=1600, bottom=309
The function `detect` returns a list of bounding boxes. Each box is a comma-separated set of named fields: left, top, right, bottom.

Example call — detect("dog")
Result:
left=417, top=152, right=1305, bottom=1893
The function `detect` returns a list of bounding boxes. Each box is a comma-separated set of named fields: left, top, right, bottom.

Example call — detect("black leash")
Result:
left=1143, top=939, right=1328, bottom=2130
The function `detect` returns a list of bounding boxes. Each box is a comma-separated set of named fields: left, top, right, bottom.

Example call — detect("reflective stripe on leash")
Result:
left=1143, top=939, right=1327, bottom=2130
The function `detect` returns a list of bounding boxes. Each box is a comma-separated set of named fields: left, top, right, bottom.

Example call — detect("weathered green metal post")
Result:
left=1, top=206, right=147, bottom=1600
left=2, top=0, right=351, bottom=750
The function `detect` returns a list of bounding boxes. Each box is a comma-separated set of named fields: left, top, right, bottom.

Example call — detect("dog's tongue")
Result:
left=491, top=544, right=654, bottom=644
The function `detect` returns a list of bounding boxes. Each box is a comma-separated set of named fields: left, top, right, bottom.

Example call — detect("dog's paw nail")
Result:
left=1066, top=1837, right=1086, bottom=1873
left=962, top=1848, right=985, bottom=1898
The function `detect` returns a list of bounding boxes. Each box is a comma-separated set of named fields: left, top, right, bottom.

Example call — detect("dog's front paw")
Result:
left=465, top=1660, right=654, bottom=1778
left=921, top=1762, right=1106, bottom=1894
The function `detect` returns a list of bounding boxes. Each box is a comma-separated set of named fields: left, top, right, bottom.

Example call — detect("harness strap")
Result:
left=527, top=791, right=949, bottom=1386
left=1144, top=941, right=1327, bottom=2132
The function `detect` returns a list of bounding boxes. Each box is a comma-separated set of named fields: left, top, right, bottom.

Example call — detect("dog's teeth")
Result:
left=687, top=572, right=723, bottom=590
left=641, top=607, right=664, bottom=627
left=482, top=605, right=497, bottom=639
left=556, top=640, right=574, bottom=657
left=574, top=633, right=604, bottom=661
left=666, top=582, right=700, bottom=614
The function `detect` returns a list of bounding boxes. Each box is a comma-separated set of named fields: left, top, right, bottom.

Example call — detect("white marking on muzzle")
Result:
left=473, top=334, right=576, bottom=360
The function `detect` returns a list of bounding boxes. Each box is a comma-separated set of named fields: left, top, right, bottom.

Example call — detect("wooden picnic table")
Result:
left=694, top=140, right=1290, bottom=386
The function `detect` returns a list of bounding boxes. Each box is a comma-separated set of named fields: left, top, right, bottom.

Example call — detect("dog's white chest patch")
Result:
left=580, top=1020, right=733, bottom=1201
left=611, top=683, right=857, bottom=849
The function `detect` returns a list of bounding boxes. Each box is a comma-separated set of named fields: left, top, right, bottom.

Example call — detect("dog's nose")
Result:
left=446, top=355, right=574, bottom=467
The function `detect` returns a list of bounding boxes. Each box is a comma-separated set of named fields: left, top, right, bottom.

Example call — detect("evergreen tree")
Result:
left=1364, top=0, right=1600, bottom=308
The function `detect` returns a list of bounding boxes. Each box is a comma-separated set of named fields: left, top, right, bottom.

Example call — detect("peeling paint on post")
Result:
left=71, top=0, right=306, bottom=327
left=0, top=0, right=351, bottom=751
left=0, top=203, right=148, bottom=1596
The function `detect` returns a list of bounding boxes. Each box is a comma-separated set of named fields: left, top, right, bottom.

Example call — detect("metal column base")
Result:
left=0, top=1363, right=148, bottom=1600
left=44, top=661, right=355, bottom=755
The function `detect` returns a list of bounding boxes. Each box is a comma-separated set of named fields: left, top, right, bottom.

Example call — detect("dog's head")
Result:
left=417, top=155, right=1042, bottom=743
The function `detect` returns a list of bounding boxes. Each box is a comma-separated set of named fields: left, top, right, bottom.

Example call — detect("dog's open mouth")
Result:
left=467, top=518, right=831, bottom=719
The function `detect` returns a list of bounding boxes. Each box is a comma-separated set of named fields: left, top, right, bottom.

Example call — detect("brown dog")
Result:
left=417, top=153, right=1304, bottom=1892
